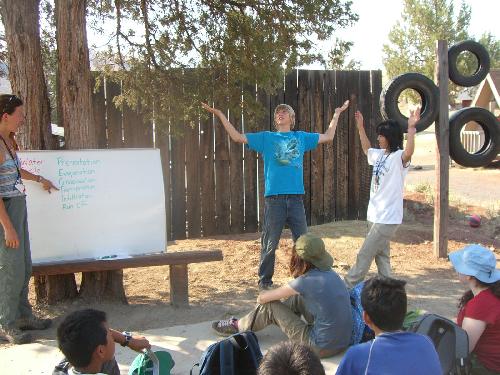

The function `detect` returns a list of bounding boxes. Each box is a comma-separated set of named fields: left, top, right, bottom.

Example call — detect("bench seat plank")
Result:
left=32, top=250, right=223, bottom=276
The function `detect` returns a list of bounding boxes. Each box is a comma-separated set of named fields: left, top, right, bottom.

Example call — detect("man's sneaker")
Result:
left=259, top=284, right=276, bottom=291
left=212, top=317, right=238, bottom=336
left=16, top=316, right=52, bottom=331
left=0, top=326, right=33, bottom=344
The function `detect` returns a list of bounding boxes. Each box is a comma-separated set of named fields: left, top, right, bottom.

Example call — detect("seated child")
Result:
left=258, top=341, right=325, bottom=375
left=336, top=276, right=441, bottom=375
left=55, top=309, right=150, bottom=375
left=212, top=233, right=352, bottom=358
left=450, top=244, right=500, bottom=374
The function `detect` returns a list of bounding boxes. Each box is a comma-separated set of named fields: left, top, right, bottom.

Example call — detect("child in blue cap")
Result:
left=450, top=244, right=500, bottom=374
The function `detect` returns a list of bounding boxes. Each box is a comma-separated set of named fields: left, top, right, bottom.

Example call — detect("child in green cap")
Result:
left=212, top=234, right=352, bottom=358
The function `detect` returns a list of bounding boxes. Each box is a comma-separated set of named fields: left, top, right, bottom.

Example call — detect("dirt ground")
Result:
left=3, top=128, right=499, bottom=347
left=14, top=188, right=499, bottom=346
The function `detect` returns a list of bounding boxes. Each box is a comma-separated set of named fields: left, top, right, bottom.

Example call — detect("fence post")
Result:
left=434, top=40, right=449, bottom=258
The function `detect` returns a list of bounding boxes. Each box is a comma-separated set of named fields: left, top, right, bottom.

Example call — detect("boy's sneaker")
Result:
left=259, top=284, right=276, bottom=291
left=16, top=316, right=52, bottom=331
left=0, top=326, right=33, bottom=344
left=212, top=317, right=238, bottom=336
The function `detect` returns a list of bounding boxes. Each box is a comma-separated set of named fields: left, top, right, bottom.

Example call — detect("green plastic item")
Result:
left=128, top=349, right=175, bottom=375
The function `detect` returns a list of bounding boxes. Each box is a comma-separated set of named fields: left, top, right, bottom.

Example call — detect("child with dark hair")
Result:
left=212, top=234, right=352, bottom=358
left=344, top=109, right=420, bottom=288
left=450, top=244, right=500, bottom=374
left=57, top=309, right=115, bottom=375
left=257, top=341, right=325, bottom=375
left=336, top=276, right=441, bottom=375
left=55, top=309, right=151, bottom=375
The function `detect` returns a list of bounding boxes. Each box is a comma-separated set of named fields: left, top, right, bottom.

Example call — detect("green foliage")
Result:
left=88, top=0, right=358, bottom=132
left=327, top=37, right=361, bottom=70
left=478, top=32, right=500, bottom=69
left=382, top=0, right=471, bottom=103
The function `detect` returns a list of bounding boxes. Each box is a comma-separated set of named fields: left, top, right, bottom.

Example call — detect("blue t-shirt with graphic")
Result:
left=336, top=332, right=441, bottom=375
left=245, top=131, right=319, bottom=196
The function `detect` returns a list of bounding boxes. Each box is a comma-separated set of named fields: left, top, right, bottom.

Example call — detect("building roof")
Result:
left=472, top=69, right=500, bottom=108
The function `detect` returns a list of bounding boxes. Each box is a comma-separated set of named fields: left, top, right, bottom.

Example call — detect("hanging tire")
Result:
left=449, top=107, right=500, bottom=168
left=380, top=73, right=439, bottom=133
left=448, top=40, right=490, bottom=87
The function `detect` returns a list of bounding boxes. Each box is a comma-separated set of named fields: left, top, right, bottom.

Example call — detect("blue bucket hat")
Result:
left=449, top=244, right=500, bottom=284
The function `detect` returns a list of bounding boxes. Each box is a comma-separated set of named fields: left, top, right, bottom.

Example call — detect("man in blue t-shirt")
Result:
left=336, top=277, right=441, bottom=375
left=202, top=100, right=349, bottom=289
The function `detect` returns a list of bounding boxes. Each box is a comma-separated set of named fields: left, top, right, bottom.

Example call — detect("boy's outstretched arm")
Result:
left=201, top=102, right=247, bottom=144
left=402, top=107, right=420, bottom=164
left=354, top=111, right=371, bottom=155
left=318, top=100, right=349, bottom=144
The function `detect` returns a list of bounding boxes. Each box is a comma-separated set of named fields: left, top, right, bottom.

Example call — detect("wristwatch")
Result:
left=121, top=331, right=132, bottom=347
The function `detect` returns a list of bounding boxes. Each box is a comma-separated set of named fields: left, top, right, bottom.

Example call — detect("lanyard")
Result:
left=0, top=135, right=22, bottom=181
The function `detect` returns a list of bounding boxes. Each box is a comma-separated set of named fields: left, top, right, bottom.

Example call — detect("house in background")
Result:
left=472, top=69, right=500, bottom=117
left=461, top=69, right=500, bottom=156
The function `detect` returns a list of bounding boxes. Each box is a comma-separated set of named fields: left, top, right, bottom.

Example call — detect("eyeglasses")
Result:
left=2, top=95, right=19, bottom=115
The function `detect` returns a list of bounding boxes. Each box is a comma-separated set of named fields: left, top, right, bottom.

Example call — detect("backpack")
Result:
left=407, top=313, right=471, bottom=375
left=190, top=331, right=263, bottom=375
left=128, top=349, right=175, bottom=375
left=349, top=281, right=374, bottom=345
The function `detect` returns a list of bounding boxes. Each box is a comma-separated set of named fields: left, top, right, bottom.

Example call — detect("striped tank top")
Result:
left=0, top=149, right=24, bottom=198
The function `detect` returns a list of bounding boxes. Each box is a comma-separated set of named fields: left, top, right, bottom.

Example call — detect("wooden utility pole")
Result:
left=433, top=40, right=449, bottom=258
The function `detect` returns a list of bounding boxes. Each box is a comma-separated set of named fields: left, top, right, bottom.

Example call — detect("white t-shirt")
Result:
left=366, top=148, right=409, bottom=224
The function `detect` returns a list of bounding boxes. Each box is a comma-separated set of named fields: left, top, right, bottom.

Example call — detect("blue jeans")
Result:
left=259, top=195, right=308, bottom=287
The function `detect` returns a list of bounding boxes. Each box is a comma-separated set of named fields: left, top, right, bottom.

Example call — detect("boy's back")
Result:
left=336, top=331, right=441, bottom=375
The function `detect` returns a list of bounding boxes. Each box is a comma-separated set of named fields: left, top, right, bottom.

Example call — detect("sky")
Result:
left=305, top=0, right=500, bottom=70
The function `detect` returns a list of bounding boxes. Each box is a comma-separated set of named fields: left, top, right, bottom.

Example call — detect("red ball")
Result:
left=468, top=214, right=481, bottom=228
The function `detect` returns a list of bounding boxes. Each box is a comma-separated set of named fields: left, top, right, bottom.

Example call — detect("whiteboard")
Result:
left=18, top=149, right=166, bottom=262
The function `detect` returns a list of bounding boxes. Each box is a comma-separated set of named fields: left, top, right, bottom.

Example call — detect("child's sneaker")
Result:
left=212, top=317, right=238, bottom=336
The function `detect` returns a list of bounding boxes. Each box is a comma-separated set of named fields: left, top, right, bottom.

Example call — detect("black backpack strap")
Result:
left=249, top=304, right=261, bottom=331
left=190, top=363, right=199, bottom=375
left=53, top=358, right=71, bottom=375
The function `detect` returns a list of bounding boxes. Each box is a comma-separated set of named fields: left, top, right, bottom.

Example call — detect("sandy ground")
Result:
left=0, top=128, right=498, bottom=374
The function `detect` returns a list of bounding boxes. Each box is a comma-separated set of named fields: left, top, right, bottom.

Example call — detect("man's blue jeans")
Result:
left=259, top=194, right=308, bottom=287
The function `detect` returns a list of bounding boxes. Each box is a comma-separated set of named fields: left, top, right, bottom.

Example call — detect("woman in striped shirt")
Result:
left=0, top=94, right=57, bottom=345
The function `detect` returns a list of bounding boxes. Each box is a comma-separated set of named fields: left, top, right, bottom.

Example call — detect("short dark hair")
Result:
left=258, top=341, right=325, bottom=375
left=376, top=120, right=403, bottom=152
left=361, top=276, right=407, bottom=332
left=0, top=94, right=23, bottom=116
left=57, top=309, right=108, bottom=368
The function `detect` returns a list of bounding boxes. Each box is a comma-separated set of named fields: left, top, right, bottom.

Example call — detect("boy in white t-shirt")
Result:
left=344, top=108, right=420, bottom=288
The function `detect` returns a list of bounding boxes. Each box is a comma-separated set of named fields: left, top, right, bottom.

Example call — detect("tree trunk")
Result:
left=0, top=0, right=69, bottom=304
left=55, top=0, right=126, bottom=303
left=0, top=0, right=55, bottom=150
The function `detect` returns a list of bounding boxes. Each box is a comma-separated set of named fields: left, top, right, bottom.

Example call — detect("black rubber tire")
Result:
left=448, top=40, right=490, bottom=87
left=449, top=107, right=500, bottom=168
left=380, top=73, right=439, bottom=133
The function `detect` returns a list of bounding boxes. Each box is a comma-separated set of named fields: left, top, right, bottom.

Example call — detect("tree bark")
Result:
left=0, top=0, right=55, bottom=150
left=55, top=0, right=126, bottom=303
left=0, top=0, right=66, bottom=304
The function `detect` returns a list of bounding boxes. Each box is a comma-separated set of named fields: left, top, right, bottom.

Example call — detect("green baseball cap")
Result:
left=295, top=234, right=333, bottom=271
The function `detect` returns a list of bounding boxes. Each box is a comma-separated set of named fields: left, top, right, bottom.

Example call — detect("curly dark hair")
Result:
left=458, top=279, right=500, bottom=310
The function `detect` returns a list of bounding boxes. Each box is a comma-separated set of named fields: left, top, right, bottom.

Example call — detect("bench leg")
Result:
left=169, top=264, right=189, bottom=307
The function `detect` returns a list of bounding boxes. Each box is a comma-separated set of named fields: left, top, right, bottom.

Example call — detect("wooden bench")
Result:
left=32, top=250, right=223, bottom=307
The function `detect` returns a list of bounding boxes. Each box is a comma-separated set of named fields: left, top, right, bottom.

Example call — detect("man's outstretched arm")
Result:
left=202, top=102, right=247, bottom=144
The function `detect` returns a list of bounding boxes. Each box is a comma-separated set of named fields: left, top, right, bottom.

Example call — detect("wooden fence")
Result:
left=92, top=69, right=382, bottom=240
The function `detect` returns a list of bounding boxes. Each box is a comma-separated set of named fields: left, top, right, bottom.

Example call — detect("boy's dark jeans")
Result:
left=258, top=194, right=307, bottom=288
